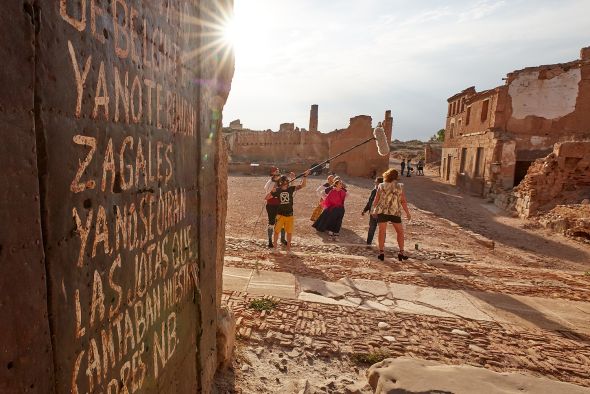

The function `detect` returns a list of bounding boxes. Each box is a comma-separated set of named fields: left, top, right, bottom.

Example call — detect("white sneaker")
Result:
left=327, top=231, right=334, bottom=236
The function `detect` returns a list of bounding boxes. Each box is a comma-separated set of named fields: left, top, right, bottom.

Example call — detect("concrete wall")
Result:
left=0, top=1, right=233, bottom=393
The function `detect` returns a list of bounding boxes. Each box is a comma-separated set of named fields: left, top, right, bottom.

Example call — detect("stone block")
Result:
left=366, top=357, right=590, bottom=394
left=217, top=306, right=236, bottom=369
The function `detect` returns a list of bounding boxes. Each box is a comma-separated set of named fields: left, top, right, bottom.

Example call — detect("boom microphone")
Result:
left=290, top=121, right=391, bottom=181
left=373, top=122, right=390, bottom=156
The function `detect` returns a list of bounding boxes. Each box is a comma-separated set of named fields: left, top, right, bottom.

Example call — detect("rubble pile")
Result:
left=538, top=203, right=590, bottom=243
left=510, top=141, right=590, bottom=218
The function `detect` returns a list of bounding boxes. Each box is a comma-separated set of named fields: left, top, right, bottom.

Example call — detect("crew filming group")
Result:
left=263, top=158, right=424, bottom=261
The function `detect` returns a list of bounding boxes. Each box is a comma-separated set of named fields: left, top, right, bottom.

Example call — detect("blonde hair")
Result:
left=382, top=168, right=398, bottom=182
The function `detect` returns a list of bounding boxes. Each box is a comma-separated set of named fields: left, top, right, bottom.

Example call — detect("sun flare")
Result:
left=222, top=17, right=239, bottom=47
left=219, top=3, right=270, bottom=63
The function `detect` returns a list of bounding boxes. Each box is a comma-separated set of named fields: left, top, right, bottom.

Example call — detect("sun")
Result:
left=218, top=3, right=270, bottom=62
left=222, top=17, right=239, bottom=48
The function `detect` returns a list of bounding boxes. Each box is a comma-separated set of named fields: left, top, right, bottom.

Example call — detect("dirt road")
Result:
left=218, top=169, right=590, bottom=393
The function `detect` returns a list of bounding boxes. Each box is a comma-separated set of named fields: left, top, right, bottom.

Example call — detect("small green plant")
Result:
left=350, top=351, right=391, bottom=366
left=584, top=271, right=590, bottom=276
left=248, top=298, right=278, bottom=311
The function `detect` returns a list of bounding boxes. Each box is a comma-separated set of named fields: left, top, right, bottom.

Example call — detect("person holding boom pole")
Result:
left=266, top=169, right=311, bottom=252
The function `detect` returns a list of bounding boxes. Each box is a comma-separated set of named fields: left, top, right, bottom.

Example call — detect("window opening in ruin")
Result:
left=513, top=161, right=533, bottom=187
left=474, top=147, right=484, bottom=177
left=460, top=98, right=465, bottom=112
left=466, top=106, right=471, bottom=125
left=481, top=99, right=490, bottom=122
left=448, top=104, right=452, bottom=117
left=459, top=148, right=467, bottom=174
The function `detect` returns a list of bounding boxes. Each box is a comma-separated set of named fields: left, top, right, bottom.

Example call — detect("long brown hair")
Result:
left=382, top=168, right=398, bottom=182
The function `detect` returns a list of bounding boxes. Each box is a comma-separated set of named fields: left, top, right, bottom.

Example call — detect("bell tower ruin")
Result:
left=309, top=104, right=319, bottom=132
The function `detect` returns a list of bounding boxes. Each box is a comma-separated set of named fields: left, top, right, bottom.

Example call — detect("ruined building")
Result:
left=442, top=47, right=590, bottom=218
left=229, top=119, right=243, bottom=130
left=224, top=107, right=393, bottom=178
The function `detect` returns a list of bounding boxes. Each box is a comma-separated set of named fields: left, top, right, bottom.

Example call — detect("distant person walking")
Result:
left=417, top=159, right=424, bottom=176
left=400, top=159, right=406, bottom=176
left=264, top=167, right=286, bottom=247
left=406, top=159, right=412, bottom=177
left=266, top=170, right=310, bottom=251
left=313, top=178, right=348, bottom=237
left=362, top=176, right=383, bottom=245
left=371, top=169, right=412, bottom=261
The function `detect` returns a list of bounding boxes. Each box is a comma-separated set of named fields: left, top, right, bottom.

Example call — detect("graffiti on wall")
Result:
left=39, top=1, right=203, bottom=392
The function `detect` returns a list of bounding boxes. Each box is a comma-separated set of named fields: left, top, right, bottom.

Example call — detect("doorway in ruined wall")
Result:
left=514, top=161, right=534, bottom=187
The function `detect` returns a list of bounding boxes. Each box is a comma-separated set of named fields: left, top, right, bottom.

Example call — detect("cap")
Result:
left=270, top=166, right=279, bottom=175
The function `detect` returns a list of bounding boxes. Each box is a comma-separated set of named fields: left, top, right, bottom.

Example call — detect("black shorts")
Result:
left=377, top=214, right=401, bottom=223
left=266, top=204, right=279, bottom=225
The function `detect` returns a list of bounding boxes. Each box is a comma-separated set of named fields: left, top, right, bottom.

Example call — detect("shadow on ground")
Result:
left=402, top=173, right=589, bottom=265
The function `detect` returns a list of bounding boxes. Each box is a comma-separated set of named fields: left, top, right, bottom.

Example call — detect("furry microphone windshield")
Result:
left=373, top=123, right=390, bottom=156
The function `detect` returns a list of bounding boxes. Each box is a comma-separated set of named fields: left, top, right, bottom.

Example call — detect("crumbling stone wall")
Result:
left=225, top=129, right=329, bottom=165
left=225, top=109, right=393, bottom=178
left=424, top=143, right=442, bottom=163
left=497, top=142, right=590, bottom=217
left=0, top=1, right=233, bottom=393
left=329, top=111, right=393, bottom=177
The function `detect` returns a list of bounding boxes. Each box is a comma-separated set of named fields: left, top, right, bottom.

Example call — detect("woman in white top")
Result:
left=315, top=174, right=335, bottom=201
left=371, top=168, right=412, bottom=261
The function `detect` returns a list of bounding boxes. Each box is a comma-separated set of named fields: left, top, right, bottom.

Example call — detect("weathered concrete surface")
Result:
left=0, top=2, right=54, bottom=392
left=470, top=290, right=590, bottom=335
left=367, top=357, right=590, bottom=394
left=0, top=1, right=234, bottom=392
left=298, top=276, right=353, bottom=298
left=223, top=266, right=298, bottom=299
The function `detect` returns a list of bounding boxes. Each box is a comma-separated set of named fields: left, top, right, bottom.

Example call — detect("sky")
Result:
left=222, top=0, right=589, bottom=141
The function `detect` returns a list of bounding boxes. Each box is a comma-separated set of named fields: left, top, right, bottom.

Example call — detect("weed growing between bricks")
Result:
left=249, top=298, right=279, bottom=311
left=350, top=351, right=391, bottom=366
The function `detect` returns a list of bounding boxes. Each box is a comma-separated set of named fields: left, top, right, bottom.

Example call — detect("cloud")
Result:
left=224, top=0, right=589, bottom=140
left=458, top=0, right=506, bottom=22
